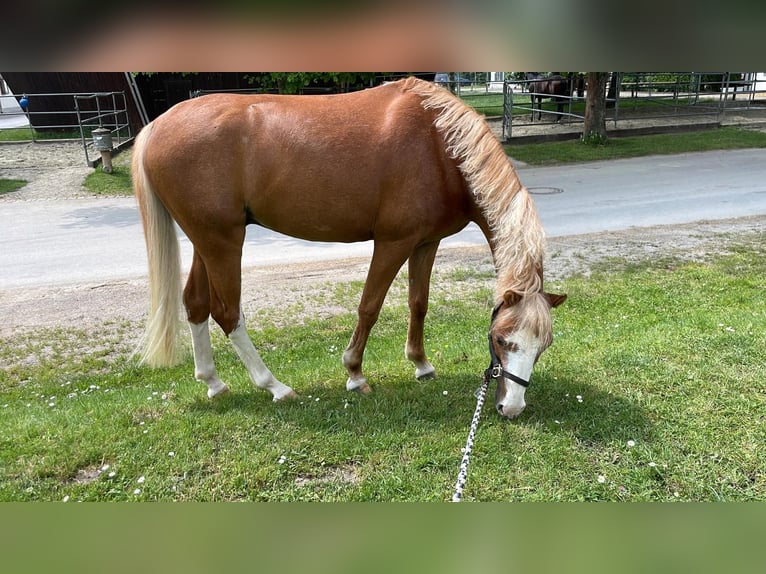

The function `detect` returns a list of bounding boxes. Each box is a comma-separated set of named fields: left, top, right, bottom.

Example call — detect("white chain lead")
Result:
left=451, top=377, right=490, bottom=502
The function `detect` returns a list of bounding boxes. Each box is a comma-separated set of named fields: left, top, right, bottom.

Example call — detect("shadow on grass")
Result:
left=185, top=367, right=651, bottom=447
left=520, top=372, right=652, bottom=444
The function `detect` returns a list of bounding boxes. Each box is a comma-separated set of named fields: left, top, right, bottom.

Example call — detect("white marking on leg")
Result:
left=345, top=376, right=371, bottom=394
left=342, top=349, right=371, bottom=394
left=228, top=315, right=297, bottom=401
left=414, top=360, right=436, bottom=381
left=189, top=321, right=229, bottom=398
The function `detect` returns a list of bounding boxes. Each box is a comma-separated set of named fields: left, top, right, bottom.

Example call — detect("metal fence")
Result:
left=74, top=92, right=132, bottom=165
left=0, top=91, right=132, bottom=166
left=502, top=76, right=583, bottom=138
left=502, top=72, right=766, bottom=140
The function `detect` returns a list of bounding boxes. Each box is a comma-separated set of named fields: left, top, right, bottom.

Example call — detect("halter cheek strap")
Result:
left=484, top=304, right=530, bottom=387
left=484, top=333, right=530, bottom=387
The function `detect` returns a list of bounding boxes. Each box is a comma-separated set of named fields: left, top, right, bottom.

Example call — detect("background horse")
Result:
left=526, top=72, right=578, bottom=122
left=133, top=77, right=565, bottom=419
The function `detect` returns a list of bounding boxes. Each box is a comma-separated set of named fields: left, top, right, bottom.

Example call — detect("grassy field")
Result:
left=2, top=234, right=764, bottom=501
left=3, top=113, right=766, bottom=502
left=507, top=126, right=766, bottom=165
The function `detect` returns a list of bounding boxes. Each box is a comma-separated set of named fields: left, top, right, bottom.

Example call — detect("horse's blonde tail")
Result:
left=133, top=124, right=184, bottom=367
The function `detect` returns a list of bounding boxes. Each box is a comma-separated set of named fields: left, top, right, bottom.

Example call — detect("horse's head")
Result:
left=488, top=289, right=567, bottom=418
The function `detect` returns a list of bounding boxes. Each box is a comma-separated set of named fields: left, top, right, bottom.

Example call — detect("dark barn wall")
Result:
left=132, top=72, right=252, bottom=120
left=2, top=72, right=257, bottom=125
left=131, top=73, right=438, bottom=119
left=1, top=73, right=440, bottom=130
left=0, top=72, right=145, bottom=133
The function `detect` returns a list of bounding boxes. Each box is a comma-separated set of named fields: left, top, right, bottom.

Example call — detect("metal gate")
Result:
left=75, top=91, right=132, bottom=166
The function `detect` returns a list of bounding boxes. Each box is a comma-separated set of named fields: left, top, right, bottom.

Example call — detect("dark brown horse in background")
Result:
left=133, top=77, right=566, bottom=419
left=526, top=73, right=582, bottom=122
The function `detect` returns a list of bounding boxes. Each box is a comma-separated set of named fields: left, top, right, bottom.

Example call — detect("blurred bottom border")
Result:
left=2, top=503, right=765, bottom=574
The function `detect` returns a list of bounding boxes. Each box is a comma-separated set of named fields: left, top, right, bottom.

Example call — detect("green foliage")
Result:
left=245, top=73, right=379, bottom=94
left=580, top=131, right=608, bottom=146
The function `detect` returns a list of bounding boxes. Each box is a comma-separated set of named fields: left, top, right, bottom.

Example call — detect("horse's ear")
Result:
left=545, top=292, right=568, bottom=308
left=503, top=289, right=523, bottom=307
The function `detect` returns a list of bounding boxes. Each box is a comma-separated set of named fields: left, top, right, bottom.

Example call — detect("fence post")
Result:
left=92, top=127, right=113, bottom=173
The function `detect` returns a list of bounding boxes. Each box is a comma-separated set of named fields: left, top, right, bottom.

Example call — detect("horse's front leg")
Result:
left=343, top=240, right=413, bottom=393
left=405, top=241, right=439, bottom=381
left=555, top=98, right=565, bottom=122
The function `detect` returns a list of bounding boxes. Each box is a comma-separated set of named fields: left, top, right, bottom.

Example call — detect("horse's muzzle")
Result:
left=495, top=381, right=526, bottom=419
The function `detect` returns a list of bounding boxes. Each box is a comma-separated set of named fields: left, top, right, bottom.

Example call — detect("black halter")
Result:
left=484, top=304, right=530, bottom=387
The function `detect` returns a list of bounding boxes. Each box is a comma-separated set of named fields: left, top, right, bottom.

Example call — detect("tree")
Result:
left=245, top=73, right=378, bottom=94
left=583, top=72, right=609, bottom=144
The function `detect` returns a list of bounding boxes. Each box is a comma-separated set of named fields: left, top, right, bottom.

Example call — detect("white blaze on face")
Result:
left=495, top=328, right=544, bottom=418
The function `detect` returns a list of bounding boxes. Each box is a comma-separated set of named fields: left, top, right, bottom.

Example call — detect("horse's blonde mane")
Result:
left=402, top=77, right=545, bottom=299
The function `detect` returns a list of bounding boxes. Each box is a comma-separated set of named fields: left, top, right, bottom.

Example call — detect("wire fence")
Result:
left=3, top=74, right=764, bottom=156
left=501, top=72, right=766, bottom=140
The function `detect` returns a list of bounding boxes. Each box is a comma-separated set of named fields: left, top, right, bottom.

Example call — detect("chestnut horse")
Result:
left=133, top=77, right=566, bottom=418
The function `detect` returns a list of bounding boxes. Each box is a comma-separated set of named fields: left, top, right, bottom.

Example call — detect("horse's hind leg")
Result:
left=202, top=233, right=297, bottom=402
left=185, top=238, right=296, bottom=402
left=405, top=241, right=439, bottom=381
left=185, top=250, right=230, bottom=398
left=228, top=310, right=298, bottom=401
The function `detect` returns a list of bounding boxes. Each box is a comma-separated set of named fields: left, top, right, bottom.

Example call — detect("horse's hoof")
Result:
left=416, top=368, right=436, bottom=382
left=346, top=376, right=371, bottom=394
left=353, top=383, right=372, bottom=395
left=274, top=390, right=299, bottom=402
left=208, top=384, right=230, bottom=399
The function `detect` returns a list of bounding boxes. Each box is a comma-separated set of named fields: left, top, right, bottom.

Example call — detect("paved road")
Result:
left=2, top=149, right=765, bottom=289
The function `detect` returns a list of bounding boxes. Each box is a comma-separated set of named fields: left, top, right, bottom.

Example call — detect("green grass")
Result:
left=460, top=92, right=505, bottom=116
left=83, top=150, right=133, bottom=196
left=507, top=127, right=766, bottom=165
left=0, top=178, right=27, bottom=195
left=2, top=235, right=765, bottom=501
left=0, top=128, right=85, bottom=142
left=0, top=128, right=35, bottom=142
left=83, top=165, right=133, bottom=196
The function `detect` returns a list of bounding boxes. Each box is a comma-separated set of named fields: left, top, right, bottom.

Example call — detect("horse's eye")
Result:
left=496, top=337, right=520, bottom=353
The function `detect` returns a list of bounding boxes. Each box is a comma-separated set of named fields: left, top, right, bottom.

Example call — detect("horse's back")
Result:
left=137, top=79, right=472, bottom=244
left=148, top=84, right=429, bottom=149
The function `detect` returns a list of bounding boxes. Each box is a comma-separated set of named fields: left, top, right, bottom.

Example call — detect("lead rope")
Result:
left=451, top=376, right=490, bottom=502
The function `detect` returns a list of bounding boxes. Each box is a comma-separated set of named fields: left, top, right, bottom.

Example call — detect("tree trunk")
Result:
left=583, top=72, right=609, bottom=143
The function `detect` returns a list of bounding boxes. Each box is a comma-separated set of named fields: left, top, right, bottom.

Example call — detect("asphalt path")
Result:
left=2, top=148, right=765, bottom=289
